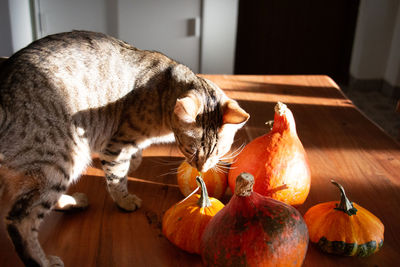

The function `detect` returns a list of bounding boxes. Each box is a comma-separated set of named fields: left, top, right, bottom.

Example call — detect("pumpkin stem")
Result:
left=272, top=102, right=297, bottom=134
left=235, top=173, right=254, bottom=197
left=196, top=176, right=212, bottom=208
left=275, top=102, right=287, bottom=116
left=331, top=180, right=358, bottom=216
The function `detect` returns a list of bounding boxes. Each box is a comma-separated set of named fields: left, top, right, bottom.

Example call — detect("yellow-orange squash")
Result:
left=228, top=102, right=311, bottom=206
left=177, top=161, right=228, bottom=199
left=162, top=176, right=224, bottom=254
left=303, top=180, right=384, bottom=257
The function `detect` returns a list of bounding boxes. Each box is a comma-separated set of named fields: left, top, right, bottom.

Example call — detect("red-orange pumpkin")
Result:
left=177, top=161, right=228, bottom=199
left=228, top=102, right=311, bottom=206
left=201, top=173, right=309, bottom=266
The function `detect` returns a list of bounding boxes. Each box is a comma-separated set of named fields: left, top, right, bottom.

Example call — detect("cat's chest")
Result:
left=138, top=132, right=175, bottom=150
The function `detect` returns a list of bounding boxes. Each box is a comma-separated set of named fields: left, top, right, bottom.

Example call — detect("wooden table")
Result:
left=1, top=75, right=399, bottom=266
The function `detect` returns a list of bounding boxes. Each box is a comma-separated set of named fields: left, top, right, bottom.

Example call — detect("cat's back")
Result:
left=1, top=30, right=137, bottom=81
left=0, top=31, right=173, bottom=114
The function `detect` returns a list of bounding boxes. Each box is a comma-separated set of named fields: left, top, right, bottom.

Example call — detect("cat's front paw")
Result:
left=117, top=194, right=142, bottom=212
left=47, top=255, right=64, bottom=267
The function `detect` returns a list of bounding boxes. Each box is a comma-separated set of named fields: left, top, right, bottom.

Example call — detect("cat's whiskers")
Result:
left=217, top=161, right=231, bottom=166
left=150, top=157, right=186, bottom=177
left=225, top=145, right=245, bottom=158
left=212, top=165, right=229, bottom=174
left=229, top=143, right=246, bottom=157
left=220, top=143, right=246, bottom=163
left=211, top=161, right=232, bottom=174
left=158, top=166, right=184, bottom=177
left=215, top=166, right=231, bottom=173
left=217, top=163, right=233, bottom=170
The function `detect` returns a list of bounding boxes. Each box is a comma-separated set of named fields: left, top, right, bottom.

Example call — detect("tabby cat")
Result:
left=0, top=31, right=249, bottom=266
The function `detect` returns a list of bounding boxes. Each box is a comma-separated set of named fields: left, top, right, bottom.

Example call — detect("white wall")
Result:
left=0, top=0, right=13, bottom=57
left=201, top=0, right=238, bottom=74
left=105, top=0, right=118, bottom=38
left=8, top=0, right=33, bottom=52
left=0, top=0, right=33, bottom=56
left=350, top=0, right=400, bottom=87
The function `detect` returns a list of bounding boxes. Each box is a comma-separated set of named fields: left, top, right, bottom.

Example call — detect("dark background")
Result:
left=235, top=0, right=360, bottom=84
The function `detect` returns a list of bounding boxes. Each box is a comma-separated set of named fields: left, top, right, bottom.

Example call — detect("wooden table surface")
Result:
left=1, top=75, right=400, bottom=266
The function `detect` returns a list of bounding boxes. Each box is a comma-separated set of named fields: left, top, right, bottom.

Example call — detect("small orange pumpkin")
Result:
left=162, top=176, right=224, bottom=254
left=303, top=180, right=384, bottom=257
left=177, top=161, right=228, bottom=199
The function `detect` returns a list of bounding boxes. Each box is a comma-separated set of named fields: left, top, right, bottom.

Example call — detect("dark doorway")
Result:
left=234, top=0, right=360, bottom=84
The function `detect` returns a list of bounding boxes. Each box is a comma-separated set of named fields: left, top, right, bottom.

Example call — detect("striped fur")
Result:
left=0, top=31, right=248, bottom=266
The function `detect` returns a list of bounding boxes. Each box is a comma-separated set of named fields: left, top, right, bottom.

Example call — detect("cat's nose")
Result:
left=196, top=163, right=205, bottom=173
left=195, top=161, right=207, bottom=173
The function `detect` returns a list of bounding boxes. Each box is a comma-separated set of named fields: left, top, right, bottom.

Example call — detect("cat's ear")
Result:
left=174, top=96, right=200, bottom=124
left=223, top=100, right=250, bottom=125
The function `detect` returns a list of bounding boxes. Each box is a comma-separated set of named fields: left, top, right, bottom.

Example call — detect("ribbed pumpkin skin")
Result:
left=177, top=161, right=228, bottom=199
left=228, top=103, right=311, bottom=206
left=201, top=191, right=309, bottom=266
left=304, top=201, right=384, bottom=257
left=162, top=194, right=224, bottom=254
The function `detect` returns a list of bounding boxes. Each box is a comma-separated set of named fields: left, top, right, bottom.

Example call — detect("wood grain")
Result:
left=1, top=75, right=399, bottom=266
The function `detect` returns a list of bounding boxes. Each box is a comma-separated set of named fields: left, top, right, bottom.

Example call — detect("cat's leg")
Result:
left=5, top=170, right=67, bottom=267
left=100, top=143, right=142, bottom=211
left=128, top=148, right=142, bottom=174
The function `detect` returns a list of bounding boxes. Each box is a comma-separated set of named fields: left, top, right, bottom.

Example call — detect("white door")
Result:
left=35, top=0, right=108, bottom=37
left=118, top=0, right=201, bottom=73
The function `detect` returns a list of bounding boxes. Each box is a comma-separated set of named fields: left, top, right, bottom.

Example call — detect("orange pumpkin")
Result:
left=162, top=176, right=225, bottom=254
left=228, top=102, right=311, bottom=206
left=177, top=161, right=228, bottom=199
left=304, top=180, right=384, bottom=257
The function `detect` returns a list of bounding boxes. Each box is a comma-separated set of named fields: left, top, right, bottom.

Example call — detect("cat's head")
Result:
left=172, top=78, right=249, bottom=173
